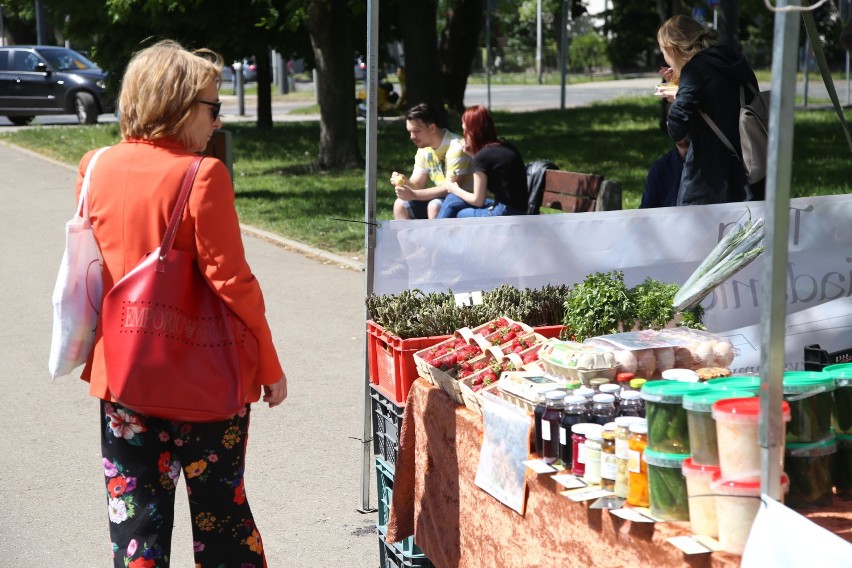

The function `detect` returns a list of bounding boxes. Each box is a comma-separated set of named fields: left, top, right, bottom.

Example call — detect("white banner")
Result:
left=374, top=195, right=852, bottom=373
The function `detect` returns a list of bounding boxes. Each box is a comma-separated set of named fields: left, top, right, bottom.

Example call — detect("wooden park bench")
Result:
left=542, top=170, right=622, bottom=212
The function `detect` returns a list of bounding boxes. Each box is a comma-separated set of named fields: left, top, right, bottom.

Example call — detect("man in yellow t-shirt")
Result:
left=391, top=103, right=472, bottom=220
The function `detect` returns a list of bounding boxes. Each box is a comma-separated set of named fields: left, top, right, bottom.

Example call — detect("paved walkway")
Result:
left=0, top=141, right=376, bottom=567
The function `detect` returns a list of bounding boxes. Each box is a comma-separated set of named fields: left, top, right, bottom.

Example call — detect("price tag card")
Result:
left=630, top=507, right=666, bottom=522
left=692, top=535, right=723, bottom=552
left=609, top=507, right=657, bottom=523
left=551, top=473, right=586, bottom=490
left=562, top=487, right=611, bottom=502
left=667, top=536, right=712, bottom=555
left=589, top=496, right=626, bottom=510
left=522, top=459, right=558, bottom=474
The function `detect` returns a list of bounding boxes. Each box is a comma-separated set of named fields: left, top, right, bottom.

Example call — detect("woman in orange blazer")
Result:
left=75, top=40, right=286, bottom=567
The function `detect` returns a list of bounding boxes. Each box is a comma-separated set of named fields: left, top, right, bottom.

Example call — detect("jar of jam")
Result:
left=600, top=383, right=621, bottom=411
left=583, top=427, right=604, bottom=485
left=619, top=390, right=645, bottom=418
left=533, top=392, right=548, bottom=455
left=627, top=421, right=649, bottom=507
left=571, top=423, right=594, bottom=477
left=559, top=395, right=590, bottom=468
left=539, top=390, right=566, bottom=462
left=614, top=416, right=645, bottom=498
left=600, top=428, right=617, bottom=491
left=574, top=386, right=595, bottom=406
left=589, top=377, right=610, bottom=392
left=591, top=393, right=617, bottom=425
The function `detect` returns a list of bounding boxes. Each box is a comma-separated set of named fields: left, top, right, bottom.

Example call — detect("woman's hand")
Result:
left=659, top=66, right=674, bottom=83
left=395, top=184, right=416, bottom=201
left=263, top=374, right=288, bottom=408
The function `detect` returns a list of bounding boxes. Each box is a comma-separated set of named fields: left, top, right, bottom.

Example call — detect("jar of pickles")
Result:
left=835, top=433, right=852, bottom=499
left=785, top=435, right=837, bottom=509
left=644, top=448, right=690, bottom=521
left=627, top=421, right=649, bottom=507
left=782, top=372, right=835, bottom=443
left=825, top=365, right=852, bottom=435
left=600, top=426, right=617, bottom=491
left=682, top=389, right=754, bottom=466
left=583, top=428, right=604, bottom=485
left=641, top=380, right=710, bottom=454
left=614, top=417, right=645, bottom=498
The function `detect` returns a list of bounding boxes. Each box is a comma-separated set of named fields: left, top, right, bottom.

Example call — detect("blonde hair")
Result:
left=118, top=39, right=222, bottom=140
left=657, top=16, right=719, bottom=68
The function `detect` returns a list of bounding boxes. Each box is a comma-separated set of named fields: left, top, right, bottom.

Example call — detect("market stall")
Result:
left=386, top=378, right=852, bottom=567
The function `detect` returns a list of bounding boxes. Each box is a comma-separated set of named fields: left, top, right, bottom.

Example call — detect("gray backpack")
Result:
left=700, top=84, right=770, bottom=185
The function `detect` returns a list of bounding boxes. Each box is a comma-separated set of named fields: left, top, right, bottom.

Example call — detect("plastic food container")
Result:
left=643, top=448, right=690, bottom=521
left=711, top=473, right=789, bottom=555
left=641, top=381, right=710, bottom=454
left=712, top=397, right=790, bottom=479
left=782, top=372, right=835, bottom=443
left=681, top=458, right=720, bottom=537
left=835, top=434, right=852, bottom=499
left=825, top=366, right=852, bottom=435
left=785, top=436, right=837, bottom=509
left=682, top=389, right=754, bottom=466
left=706, top=375, right=761, bottom=394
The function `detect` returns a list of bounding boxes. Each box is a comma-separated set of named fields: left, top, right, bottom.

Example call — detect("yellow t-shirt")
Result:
left=413, top=130, right=472, bottom=190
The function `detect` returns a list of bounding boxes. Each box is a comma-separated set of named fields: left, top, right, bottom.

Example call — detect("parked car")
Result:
left=221, top=57, right=257, bottom=84
left=0, top=45, right=115, bottom=125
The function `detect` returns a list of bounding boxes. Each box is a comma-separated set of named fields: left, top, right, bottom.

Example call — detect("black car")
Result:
left=0, top=45, right=115, bottom=126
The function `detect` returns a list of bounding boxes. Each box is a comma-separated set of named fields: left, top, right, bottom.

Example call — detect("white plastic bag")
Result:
left=48, top=147, right=109, bottom=379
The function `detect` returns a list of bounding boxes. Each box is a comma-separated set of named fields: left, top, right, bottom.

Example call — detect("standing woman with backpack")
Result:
left=657, top=16, right=763, bottom=205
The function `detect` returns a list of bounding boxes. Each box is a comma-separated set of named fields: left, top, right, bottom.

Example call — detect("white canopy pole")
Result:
left=359, top=0, right=379, bottom=512
left=758, top=0, right=800, bottom=500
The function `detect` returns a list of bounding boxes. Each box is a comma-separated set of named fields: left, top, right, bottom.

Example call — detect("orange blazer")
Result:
left=76, top=137, right=283, bottom=404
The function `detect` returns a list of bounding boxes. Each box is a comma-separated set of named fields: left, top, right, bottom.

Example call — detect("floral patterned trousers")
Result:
left=100, top=400, right=266, bottom=568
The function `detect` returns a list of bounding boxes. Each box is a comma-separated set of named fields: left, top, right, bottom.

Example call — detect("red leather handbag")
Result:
left=102, top=157, right=253, bottom=422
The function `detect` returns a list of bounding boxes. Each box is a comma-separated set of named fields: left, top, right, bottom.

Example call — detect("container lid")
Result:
left=590, top=377, right=611, bottom=387
left=837, top=433, right=852, bottom=448
left=629, top=378, right=647, bottom=389
left=621, top=390, right=642, bottom=400
left=629, top=422, right=648, bottom=435
left=782, top=372, right=835, bottom=394
left=614, top=416, right=645, bottom=428
left=706, top=375, right=761, bottom=393
left=586, top=428, right=604, bottom=442
left=642, top=447, right=690, bottom=467
left=786, top=435, right=838, bottom=457
left=574, top=386, right=595, bottom=398
left=599, top=384, right=621, bottom=394
left=823, top=362, right=852, bottom=375
left=640, top=380, right=710, bottom=403
left=661, top=368, right=700, bottom=382
left=617, top=372, right=635, bottom=383
left=711, top=473, right=789, bottom=496
left=603, top=422, right=617, bottom=431
left=682, top=457, right=721, bottom=479
left=682, top=389, right=754, bottom=412
left=571, top=422, right=599, bottom=435
left=592, top=393, right=616, bottom=403
left=564, top=395, right=587, bottom=405
left=546, top=390, right=568, bottom=401
left=711, top=397, right=791, bottom=422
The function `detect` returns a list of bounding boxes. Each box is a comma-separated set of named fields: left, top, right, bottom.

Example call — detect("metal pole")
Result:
left=802, top=35, right=810, bottom=107
left=0, top=5, right=5, bottom=47
left=846, top=51, right=850, bottom=106
left=486, top=0, right=492, bottom=111
left=359, top=0, right=379, bottom=514
left=234, top=62, right=245, bottom=116
left=536, top=0, right=543, bottom=84
left=560, top=0, right=568, bottom=110
left=34, top=1, right=47, bottom=45
left=759, top=0, right=800, bottom=502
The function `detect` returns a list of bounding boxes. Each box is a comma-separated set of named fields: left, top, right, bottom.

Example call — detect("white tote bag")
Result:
left=48, top=146, right=110, bottom=379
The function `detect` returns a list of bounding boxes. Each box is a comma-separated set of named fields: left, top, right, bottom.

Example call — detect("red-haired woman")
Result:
left=437, top=105, right=528, bottom=218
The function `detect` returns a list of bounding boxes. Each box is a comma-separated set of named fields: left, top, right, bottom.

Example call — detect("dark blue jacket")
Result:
left=667, top=45, right=758, bottom=205
left=640, top=147, right=683, bottom=208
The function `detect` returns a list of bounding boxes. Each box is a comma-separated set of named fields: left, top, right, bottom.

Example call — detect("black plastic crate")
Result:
left=378, top=525, right=434, bottom=568
left=371, top=384, right=405, bottom=472
left=804, top=343, right=852, bottom=371
left=375, top=457, right=431, bottom=563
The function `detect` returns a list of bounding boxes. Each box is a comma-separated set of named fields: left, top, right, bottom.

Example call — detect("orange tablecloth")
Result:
left=386, top=378, right=852, bottom=568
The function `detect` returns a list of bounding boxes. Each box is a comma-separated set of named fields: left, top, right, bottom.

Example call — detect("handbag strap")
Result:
left=76, top=146, right=111, bottom=219
left=156, top=156, right=205, bottom=272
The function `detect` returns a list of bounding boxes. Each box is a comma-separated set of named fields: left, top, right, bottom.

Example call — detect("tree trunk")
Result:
left=398, top=0, right=446, bottom=124
left=306, top=0, right=363, bottom=170
left=439, top=0, right=485, bottom=113
left=256, top=48, right=273, bottom=130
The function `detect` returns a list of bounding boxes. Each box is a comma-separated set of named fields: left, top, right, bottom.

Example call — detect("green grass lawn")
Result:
left=2, top=97, right=848, bottom=258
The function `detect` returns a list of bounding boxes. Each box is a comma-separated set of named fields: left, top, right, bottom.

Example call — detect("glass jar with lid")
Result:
left=614, top=416, right=645, bottom=498
left=559, top=395, right=590, bottom=467
left=583, top=427, right=604, bottom=485
left=539, top=390, right=566, bottom=462
left=619, top=390, right=645, bottom=418
left=627, top=421, right=649, bottom=507
left=600, top=428, right=617, bottom=491
left=591, top=393, right=617, bottom=425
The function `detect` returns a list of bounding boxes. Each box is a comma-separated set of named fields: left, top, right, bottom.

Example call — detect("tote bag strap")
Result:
left=156, top=156, right=205, bottom=273
left=76, top=146, right=111, bottom=219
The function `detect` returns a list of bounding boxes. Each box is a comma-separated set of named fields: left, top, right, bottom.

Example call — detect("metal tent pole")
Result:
left=359, top=0, right=379, bottom=513
left=758, top=0, right=800, bottom=501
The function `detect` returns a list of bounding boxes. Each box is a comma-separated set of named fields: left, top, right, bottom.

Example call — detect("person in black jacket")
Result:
left=657, top=16, right=762, bottom=205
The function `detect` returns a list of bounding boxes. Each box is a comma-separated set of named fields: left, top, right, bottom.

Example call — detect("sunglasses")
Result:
left=196, top=99, right=222, bottom=120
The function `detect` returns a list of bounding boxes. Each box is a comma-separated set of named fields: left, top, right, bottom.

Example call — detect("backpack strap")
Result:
left=700, top=107, right=740, bottom=158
